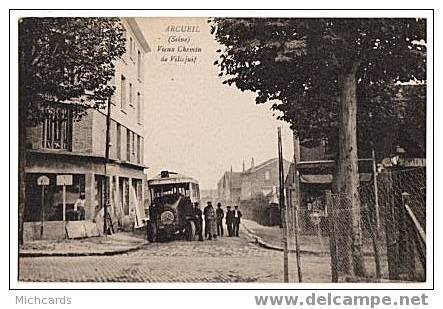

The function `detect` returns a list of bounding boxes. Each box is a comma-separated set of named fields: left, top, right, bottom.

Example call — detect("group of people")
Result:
left=193, top=201, right=242, bottom=241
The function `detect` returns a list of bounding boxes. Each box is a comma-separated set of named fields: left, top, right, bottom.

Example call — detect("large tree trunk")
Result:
left=333, top=62, right=366, bottom=278
left=18, top=96, right=26, bottom=246
left=18, top=39, right=27, bottom=246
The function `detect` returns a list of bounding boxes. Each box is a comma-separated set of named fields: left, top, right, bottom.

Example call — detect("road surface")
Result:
left=19, top=228, right=331, bottom=283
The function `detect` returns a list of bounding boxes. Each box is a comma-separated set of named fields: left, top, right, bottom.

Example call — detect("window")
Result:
left=264, top=170, right=271, bottom=181
left=120, top=75, right=126, bottom=111
left=126, top=129, right=131, bottom=161
left=129, top=37, right=134, bottom=60
left=137, top=92, right=142, bottom=123
left=116, top=124, right=121, bottom=160
left=129, top=83, right=133, bottom=106
left=42, top=107, right=73, bottom=150
left=137, top=50, right=142, bottom=80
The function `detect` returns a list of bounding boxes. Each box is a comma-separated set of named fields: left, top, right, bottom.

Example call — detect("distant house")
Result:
left=215, top=158, right=291, bottom=226
left=216, top=171, right=242, bottom=205
left=240, top=158, right=291, bottom=201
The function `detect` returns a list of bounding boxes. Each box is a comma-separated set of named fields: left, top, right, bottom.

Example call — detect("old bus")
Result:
left=147, top=171, right=200, bottom=242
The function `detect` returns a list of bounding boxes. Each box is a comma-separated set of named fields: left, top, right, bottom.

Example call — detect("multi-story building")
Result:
left=216, top=171, right=241, bottom=206
left=240, top=158, right=291, bottom=201
left=23, top=18, right=150, bottom=240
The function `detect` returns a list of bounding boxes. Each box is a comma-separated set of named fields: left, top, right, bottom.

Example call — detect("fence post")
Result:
left=362, top=203, right=381, bottom=279
left=326, top=190, right=338, bottom=282
left=400, top=192, right=416, bottom=280
left=404, top=201, right=426, bottom=281
left=380, top=169, right=399, bottom=280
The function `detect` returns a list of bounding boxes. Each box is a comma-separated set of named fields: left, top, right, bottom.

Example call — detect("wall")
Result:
left=26, top=19, right=147, bottom=167
left=109, top=18, right=145, bottom=139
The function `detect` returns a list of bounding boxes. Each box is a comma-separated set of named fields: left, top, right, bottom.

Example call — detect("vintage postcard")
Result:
left=10, top=10, right=432, bottom=290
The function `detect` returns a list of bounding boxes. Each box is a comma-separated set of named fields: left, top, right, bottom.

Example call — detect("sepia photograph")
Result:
left=12, top=11, right=431, bottom=287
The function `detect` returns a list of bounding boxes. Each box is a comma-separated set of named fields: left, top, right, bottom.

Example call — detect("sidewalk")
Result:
left=19, top=232, right=147, bottom=257
left=242, top=219, right=329, bottom=255
left=242, top=219, right=383, bottom=257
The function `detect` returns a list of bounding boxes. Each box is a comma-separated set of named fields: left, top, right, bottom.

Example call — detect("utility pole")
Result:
left=104, top=97, right=112, bottom=235
left=371, top=148, right=380, bottom=229
left=292, top=133, right=302, bottom=282
left=278, top=127, right=288, bottom=282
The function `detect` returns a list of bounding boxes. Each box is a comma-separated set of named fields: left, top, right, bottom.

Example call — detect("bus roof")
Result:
left=148, top=172, right=199, bottom=186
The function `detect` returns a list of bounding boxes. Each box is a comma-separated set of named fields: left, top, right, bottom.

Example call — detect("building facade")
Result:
left=24, top=18, right=150, bottom=240
left=284, top=140, right=373, bottom=234
left=240, top=158, right=291, bottom=201
left=216, top=171, right=241, bottom=206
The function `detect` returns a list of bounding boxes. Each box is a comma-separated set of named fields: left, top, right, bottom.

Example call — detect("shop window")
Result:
left=118, top=178, right=130, bottom=216
left=24, top=173, right=86, bottom=222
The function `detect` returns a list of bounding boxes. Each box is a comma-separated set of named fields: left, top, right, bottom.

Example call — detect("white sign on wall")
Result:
left=37, top=175, right=50, bottom=186
left=56, top=174, right=73, bottom=186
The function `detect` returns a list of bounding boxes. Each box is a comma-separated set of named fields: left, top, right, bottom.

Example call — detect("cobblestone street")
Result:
left=19, top=227, right=331, bottom=283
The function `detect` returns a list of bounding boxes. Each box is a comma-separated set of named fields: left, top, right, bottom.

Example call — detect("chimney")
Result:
left=251, top=157, right=255, bottom=169
left=242, top=160, right=245, bottom=173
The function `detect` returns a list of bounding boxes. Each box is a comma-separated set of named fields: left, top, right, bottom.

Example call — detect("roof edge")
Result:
left=125, top=18, right=151, bottom=53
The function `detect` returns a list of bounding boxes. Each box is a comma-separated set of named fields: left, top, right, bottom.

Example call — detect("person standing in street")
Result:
left=216, top=202, right=224, bottom=237
left=193, top=202, right=203, bottom=241
left=232, top=205, right=242, bottom=237
left=225, top=205, right=234, bottom=237
left=203, top=201, right=217, bottom=240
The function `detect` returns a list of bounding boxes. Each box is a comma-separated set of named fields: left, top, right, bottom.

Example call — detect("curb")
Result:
left=242, top=223, right=329, bottom=257
left=242, top=223, right=376, bottom=257
left=19, top=242, right=147, bottom=258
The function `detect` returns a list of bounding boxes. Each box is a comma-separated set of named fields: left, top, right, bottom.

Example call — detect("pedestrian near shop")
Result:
left=73, top=192, right=86, bottom=221
left=232, top=205, right=242, bottom=237
left=203, top=201, right=217, bottom=240
left=216, top=202, right=224, bottom=237
left=225, top=205, right=234, bottom=237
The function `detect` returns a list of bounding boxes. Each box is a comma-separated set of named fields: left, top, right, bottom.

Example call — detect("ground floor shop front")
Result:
left=24, top=152, right=146, bottom=241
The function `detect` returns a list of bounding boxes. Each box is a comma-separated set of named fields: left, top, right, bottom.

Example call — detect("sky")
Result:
left=137, top=18, right=294, bottom=189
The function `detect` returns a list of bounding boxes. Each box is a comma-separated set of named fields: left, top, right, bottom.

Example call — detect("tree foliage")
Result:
left=211, top=17, right=426, bottom=277
left=210, top=18, right=426, bottom=158
left=19, top=17, right=126, bottom=125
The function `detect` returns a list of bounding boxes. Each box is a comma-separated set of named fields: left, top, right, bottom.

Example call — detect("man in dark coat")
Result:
left=225, top=206, right=234, bottom=237
left=203, top=201, right=217, bottom=240
left=216, top=202, right=224, bottom=237
left=193, top=202, right=203, bottom=241
left=232, top=205, right=242, bottom=237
